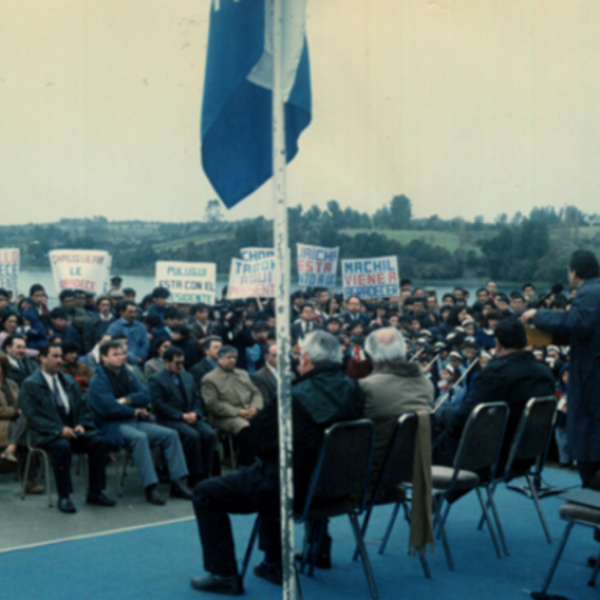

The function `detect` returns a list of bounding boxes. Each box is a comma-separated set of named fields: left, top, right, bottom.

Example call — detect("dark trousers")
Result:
left=192, top=461, right=280, bottom=577
left=578, top=461, right=600, bottom=488
left=41, top=434, right=109, bottom=498
left=161, top=419, right=218, bottom=481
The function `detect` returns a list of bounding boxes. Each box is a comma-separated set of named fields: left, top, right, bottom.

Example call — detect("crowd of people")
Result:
left=1, top=249, right=599, bottom=596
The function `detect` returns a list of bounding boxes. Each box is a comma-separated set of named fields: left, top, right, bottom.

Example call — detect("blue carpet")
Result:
left=2, top=468, right=598, bottom=600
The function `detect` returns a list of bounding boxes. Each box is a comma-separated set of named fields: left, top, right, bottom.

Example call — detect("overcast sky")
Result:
left=1, top=0, right=600, bottom=225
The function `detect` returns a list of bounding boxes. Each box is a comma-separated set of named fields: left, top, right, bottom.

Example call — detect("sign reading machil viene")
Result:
left=342, top=256, right=399, bottom=299
left=155, top=261, right=216, bottom=305
left=0, top=248, right=19, bottom=296
left=49, top=250, right=111, bottom=295
left=240, top=247, right=275, bottom=262
left=297, top=244, right=338, bottom=288
left=227, top=257, right=276, bottom=299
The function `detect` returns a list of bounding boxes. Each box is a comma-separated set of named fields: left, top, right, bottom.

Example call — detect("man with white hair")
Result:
left=361, top=327, right=435, bottom=479
left=190, top=330, right=364, bottom=595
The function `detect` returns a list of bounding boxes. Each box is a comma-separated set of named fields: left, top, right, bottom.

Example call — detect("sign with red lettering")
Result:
left=49, top=250, right=111, bottom=295
left=297, top=244, right=338, bottom=288
left=0, top=248, right=19, bottom=295
left=342, top=256, right=399, bottom=299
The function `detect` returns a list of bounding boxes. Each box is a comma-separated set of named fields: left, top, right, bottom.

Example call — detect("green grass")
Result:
left=339, top=228, right=483, bottom=255
left=152, top=233, right=228, bottom=252
left=549, top=225, right=600, bottom=241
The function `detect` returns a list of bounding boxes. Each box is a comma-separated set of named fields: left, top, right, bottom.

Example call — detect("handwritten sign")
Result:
left=342, top=256, right=399, bottom=299
left=0, top=248, right=19, bottom=295
left=240, top=247, right=275, bottom=261
left=297, top=244, right=338, bottom=288
left=49, top=250, right=111, bottom=295
left=155, top=261, right=216, bottom=304
left=227, top=257, right=276, bottom=299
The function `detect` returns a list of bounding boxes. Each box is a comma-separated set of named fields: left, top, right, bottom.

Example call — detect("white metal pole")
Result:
left=271, top=0, right=295, bottom=598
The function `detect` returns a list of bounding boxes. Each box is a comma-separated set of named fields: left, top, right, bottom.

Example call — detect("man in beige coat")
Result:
left=201, top=345, right=263, bottom=466
left=360, top=328, right=435, bottom=479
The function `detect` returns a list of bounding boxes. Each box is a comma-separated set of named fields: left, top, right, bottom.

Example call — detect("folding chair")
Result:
left=21, top=432, right=53, bottom=508
left=431, top=402, right=509, bottom=570
left=357, top=412, right=432, bottom=578
left=537, top=489, right=600, bottom=594
left=477, top=396, right=558, bottom=552
left=240, top=419, right=378, bottom=598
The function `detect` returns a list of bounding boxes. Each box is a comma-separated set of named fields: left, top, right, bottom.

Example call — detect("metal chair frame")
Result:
left=240, top=419, right=378, bottom=599
left=433, top=402, right=509, bottom=570
left=476, top=396, right=558, bottom=551
left=355, top=413, right=432, bottom=579
left=21, top=433, right=53, bottom=508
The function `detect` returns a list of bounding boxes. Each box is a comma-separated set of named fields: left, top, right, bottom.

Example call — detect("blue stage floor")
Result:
left=1, top=468, right=596, bottom=600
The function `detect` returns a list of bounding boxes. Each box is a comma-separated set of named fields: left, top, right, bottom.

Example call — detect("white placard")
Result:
left=227, top=257, right=276, bottom=299
left=155, top=261, right=216, bottom=304
left=342, top=256, right=399, bottom=299
left=49, top=249, right=111, bottom=295
left=297, top=243, right=338, bottom=288
left=0, top=248, right=19, bottom=295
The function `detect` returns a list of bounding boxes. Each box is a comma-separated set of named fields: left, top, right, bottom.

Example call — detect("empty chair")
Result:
left=241, top=419, right=378, bottom=598
left=431, top=402, right=509, bottom=570
left=477, top=396, right=558, bottom=552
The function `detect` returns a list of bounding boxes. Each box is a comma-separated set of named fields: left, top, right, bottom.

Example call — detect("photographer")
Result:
left=213, top=302, right=255, bottom=372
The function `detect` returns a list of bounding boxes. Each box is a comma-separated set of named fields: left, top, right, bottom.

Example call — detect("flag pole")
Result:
left=271, top=0, right=296, bottom=599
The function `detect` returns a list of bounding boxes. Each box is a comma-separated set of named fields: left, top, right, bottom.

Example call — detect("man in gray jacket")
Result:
left=360, top=328, right=435, bottom=478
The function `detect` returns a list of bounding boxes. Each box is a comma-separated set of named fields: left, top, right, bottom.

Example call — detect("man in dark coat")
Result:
left=523, top=249, right=600, bottom=486
left=3, top=335, right=38, bottom=386
left=82, top=296, right=115, bottom=354
left=251, top=342, right=278, bottom=405
left=149, top=347, right=217, bottom=486
left=190, top=336, right=222, bottom=390
left=190, top=330, right=364, bottom=595
left=18, top=342, right=115, bottom=513
left=436, top=317, right=555, bottom=470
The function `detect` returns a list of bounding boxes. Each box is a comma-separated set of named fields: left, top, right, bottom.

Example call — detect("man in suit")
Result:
left=149, top=347, right=218, bottom=486
left=18, top=342, right=115, bottom=513
left=190, top=336, right=222, bottom=391
left=291, top=303, right=322, bottom=344
left=87, top=340, right=192, bottom=505
left=251, top=342, right=278, bottom=406
left=3, top=335, right=38, bottom=386
left=189, top=303, right=218, bottom=356
left=82, top=295, right=115, bottom=354
left=342, top=295, right=372, bottom=329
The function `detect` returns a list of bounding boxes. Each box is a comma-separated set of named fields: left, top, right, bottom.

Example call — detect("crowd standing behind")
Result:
left=0, top=270, right=580, bottom=506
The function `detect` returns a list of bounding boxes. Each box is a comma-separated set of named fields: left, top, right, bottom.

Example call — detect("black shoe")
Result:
left=87, top=492, right=117, bottom=507
left=171, top=478, right=193, bottom=500
left=294, top=535, right=332, bottom=569
left=58, top=497, right=77, bottom=514
left=190, top=574, right=244, bottom=596
left=253, top=561, right=283, bottom=585
left=588, top=555, right=599, bottom=568
left=145, top=485, right=166, bottom=506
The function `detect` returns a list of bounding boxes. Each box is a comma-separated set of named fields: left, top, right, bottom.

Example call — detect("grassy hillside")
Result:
left=152, top=233, right=229, bottom=252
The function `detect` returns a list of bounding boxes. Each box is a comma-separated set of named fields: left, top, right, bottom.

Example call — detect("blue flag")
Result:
left=201, top=0, right=311, bottom=209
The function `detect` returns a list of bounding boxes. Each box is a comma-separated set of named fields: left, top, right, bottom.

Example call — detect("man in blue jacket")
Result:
left=106, top=301, right=150, bottom=366
left=522, top=249, right=600, bottom=487
left=87, top=340, right=192, bottom=505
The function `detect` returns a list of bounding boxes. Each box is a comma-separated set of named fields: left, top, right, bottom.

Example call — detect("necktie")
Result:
left=18, top=360, right=26, bottom=373
left=52, top=377, right=69, bottom=414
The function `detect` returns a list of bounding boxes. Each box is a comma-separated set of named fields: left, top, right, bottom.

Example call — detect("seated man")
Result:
left=434, top=317, right=555, bottom=469
left=3, top=334, right=39, bottom=386
left=149, top=347, right=217, bottom=486
left=201, top=345, right=263, bottom=466
left=190, top=331, right=364, bottom=595
left=82, top=295, right=115, bottom=354
left=106, top=301, right=150, bottom=368
left=87, top=340, right=192, bottom=505
left=18, top=343, right=115, bottom=513
left=361, top=327, right=435, bottom=478
left=48, top=307, right=82, bottom=346
left=251, top=342, right=278, bottom=406
left=190, top=336, right=222, bottom=390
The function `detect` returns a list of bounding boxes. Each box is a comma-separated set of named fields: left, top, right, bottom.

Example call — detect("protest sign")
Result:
left=155, top=261, right=216, bottom=305
left=49, top=249, right=111, bottom=295
left=227, top=257, right=276, bottom=299
left=0, top=248, right=19, bottom=295
left=240, top=247, right=274, bottom=261
left=342, top=256, right=399, bottom=299
left=297, top=243, right=338, bottom=288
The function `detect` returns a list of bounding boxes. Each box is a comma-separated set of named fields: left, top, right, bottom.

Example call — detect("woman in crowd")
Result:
left=60, top=341, right=94, bottom=395
left=0, top=353, right=25, bottom=472
left=144, top=336, right=172, bottom=379
left=0, top=312, right=40, bottom=357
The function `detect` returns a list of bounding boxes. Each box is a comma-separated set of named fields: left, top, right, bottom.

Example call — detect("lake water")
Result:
left=16, top=270, right=529, bottom=307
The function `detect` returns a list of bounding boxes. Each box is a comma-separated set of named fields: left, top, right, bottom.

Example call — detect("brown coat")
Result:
left=360, top=361, right=434, bottom=480
left=0, top=379, right=20, bottom=448
left=202, top=365, right=264, bottom=435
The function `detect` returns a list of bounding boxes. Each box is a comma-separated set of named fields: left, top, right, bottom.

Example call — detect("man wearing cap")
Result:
left=522, top=249, right=600, bottom=487
left=110, top=276, right=123, bottom=292
left=201, top=345, right=264, bottom=466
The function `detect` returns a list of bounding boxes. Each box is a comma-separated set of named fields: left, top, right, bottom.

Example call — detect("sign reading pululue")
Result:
left=240, top=247, right=274, bottom=261
left=49, top=249, right=111, bottom=295
left=227, top=257, right=276, bottom=299
left=0, top=248, right=19, bottom=295
left=297, top=243, right=338, bottom=288
left=155, top=261, right=217, bottom=305
left=342, top=256, right=399, bottom=299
